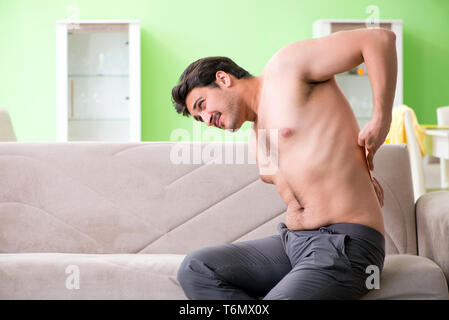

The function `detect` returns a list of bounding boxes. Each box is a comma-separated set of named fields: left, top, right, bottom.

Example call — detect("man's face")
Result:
left=185, top=83, right=245, bottom=132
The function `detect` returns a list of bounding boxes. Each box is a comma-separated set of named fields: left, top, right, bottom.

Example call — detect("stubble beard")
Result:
left=226, top=98, right=243, bottom=133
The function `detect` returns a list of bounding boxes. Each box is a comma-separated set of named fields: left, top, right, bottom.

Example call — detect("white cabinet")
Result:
left=312, top=19, right=403, bottom=129
left=56, top=21, right=141, bottom=141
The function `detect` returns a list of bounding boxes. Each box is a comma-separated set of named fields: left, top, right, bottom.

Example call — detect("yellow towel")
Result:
left=385, top=105, right=427, bottom=156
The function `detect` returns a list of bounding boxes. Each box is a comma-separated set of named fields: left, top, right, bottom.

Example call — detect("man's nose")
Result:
left=200, top=111, right=213, bottom=126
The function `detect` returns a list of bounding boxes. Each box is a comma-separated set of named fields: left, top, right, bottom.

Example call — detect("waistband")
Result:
left=322, top=223, right=385, bottom=250
left=282, top=222, right=385, bottom=253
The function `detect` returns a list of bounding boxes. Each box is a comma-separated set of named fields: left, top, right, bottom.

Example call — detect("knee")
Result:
left=177, top=253, right=197, bottom=288
left=177, top=250, right=215, bottom=296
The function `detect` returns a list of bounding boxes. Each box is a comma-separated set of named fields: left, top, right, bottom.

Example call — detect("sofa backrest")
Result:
left=0, top=142, right=416, bottom=255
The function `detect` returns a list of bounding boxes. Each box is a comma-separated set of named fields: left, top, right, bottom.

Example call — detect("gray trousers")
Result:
left=177, top=222, right=385, bottom=300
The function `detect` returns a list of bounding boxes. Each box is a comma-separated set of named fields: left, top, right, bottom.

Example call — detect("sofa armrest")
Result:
left=416, top=191, right=449, bottom=284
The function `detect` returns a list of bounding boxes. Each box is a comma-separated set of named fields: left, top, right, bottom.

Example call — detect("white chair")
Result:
left=404, top=109, right=426, bottom=202
left=437, top=106, right=449, bottom=188
left=0, top=107, right=17, bottom=141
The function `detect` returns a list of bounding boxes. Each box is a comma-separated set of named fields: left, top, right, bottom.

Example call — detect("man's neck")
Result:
left=239, top=75, right=263, bottom=122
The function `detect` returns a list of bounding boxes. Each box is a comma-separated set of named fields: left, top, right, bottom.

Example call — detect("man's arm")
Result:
left=276, top=28, right=397, bottom=170
left=277, top=28, right=396, bottom=121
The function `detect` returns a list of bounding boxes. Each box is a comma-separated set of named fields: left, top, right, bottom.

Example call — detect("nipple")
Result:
left=280, top=127, right=292, bottom=138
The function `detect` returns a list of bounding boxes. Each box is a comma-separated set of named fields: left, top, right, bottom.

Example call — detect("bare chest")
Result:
left=254, top=76, right=361, bottom=174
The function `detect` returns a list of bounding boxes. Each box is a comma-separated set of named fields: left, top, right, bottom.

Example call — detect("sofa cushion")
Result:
left=0, top=253, right=185, bottom=299
left=363, top=254, right=449, bottom=300
left=1, top=253, right=447, bottom=300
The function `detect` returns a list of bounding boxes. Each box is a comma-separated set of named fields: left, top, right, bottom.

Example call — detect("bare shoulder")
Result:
left=263, top=40, right=311, bottom=76
left=262, top=46, right=322, bottom=103
left=262, top=51, right=287, bottom=76
left=262, top=48, right=288, bottom=76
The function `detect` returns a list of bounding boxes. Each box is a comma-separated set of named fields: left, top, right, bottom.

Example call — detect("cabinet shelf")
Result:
left=68, top=74, right=129, bottom=78
left=69, top=118, right=129, bottom=121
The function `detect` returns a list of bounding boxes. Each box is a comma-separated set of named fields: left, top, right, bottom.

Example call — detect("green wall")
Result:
left=1, top=0, right=448, bottom=141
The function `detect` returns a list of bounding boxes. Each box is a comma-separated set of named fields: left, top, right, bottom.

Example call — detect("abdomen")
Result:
left=278, top=78, right=384, bottom=233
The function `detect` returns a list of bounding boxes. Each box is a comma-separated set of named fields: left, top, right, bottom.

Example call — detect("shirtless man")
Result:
left=172, top=28, right=397, bottom=299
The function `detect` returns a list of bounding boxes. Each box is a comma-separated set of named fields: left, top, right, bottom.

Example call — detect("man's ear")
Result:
left=215, top=71, right=232, bottom=88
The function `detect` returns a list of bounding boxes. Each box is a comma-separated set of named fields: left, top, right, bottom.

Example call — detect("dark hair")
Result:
left=171, top=56, right=252, bottom=117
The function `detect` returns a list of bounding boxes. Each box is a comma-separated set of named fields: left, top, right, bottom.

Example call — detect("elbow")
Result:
left=384, top=29, right=396, bottom=43
left=382, top=30, right=397, bottom=55
left=364, top=29, right=397, bottom=56
left=377, top=28, right=396, bottom=43
left=260, top=174, right=274, bottom=184
left=362, top=29, right=397, bottom=59
left=368, top=28, right=396, bottom=43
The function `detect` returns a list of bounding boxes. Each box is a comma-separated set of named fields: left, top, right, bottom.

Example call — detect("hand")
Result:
left=358, top=116, right=392, bottom=171
left=371, top=176, right=384, bottom=207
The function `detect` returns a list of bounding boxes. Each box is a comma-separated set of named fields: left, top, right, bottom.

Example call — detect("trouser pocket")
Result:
left=341, top=234, right=385, bottom=277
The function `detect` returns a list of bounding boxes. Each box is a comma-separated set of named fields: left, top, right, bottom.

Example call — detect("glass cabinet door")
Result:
left=62, top=23, right=137, bottom=141
left=56, top=20, right=141, bottom=142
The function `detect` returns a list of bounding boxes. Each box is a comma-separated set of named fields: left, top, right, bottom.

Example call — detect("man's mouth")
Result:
left=214, top=113, right=222, bottom=128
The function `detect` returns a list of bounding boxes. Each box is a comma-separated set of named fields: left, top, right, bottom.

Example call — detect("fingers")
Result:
left=358, top=136, right=365, bottom=147
left=367, top=151, right=374, bottom=171
left=364, top=147, right=374, bottom=171
left=359, top=132, right=375, bottom=171
left=373, top=177, right=383, bottom=200
left=377, top=177, right=384, bottom=201
left=372, top=176, right=384, bottom=207
left=375, top=185, right=383, bottom=207
left=358, top=128, right=367, bottom=147
left=366, top=143, right=379, bottom=171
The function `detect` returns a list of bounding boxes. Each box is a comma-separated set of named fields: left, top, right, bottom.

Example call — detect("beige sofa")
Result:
left=0, top=141, right=448, bottom=299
